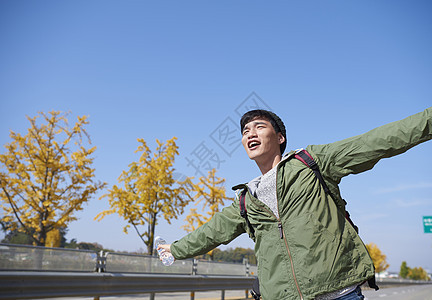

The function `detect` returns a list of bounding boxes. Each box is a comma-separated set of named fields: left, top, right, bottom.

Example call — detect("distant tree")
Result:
left=182, top=169, right=232, bottom=232
left=211, top=247, right=257, bottom=265
left=400, top=261, right=431, bottom=281
left=2, top=225, right=67, bottom=248
left=182, top=168, right=233, bottom=260
left=365, top=243, right=389, bottom=273
left=400, top=261, right=410, bottom=279
left=0, top=111, right=105, bottom=247
left=62, top=238, right=105, bottom=251
left=95, top=137, right=192, bottom=255
left=77, top=241, right=104, bottom=251
left=408, top=267, right=430, bottom=281
left=1, top=229, right=33, bottom=245
left=64, top=238, right=79, bottom=249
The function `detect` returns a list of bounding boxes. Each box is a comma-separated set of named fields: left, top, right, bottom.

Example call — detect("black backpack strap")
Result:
left=294, top=149, right=359, bottom=234
left=367, top=275, right=380, bottom=291
left=237, top=189, right=260, bottom=298
left=344, top=210, right=359, bottom=234
left=239, top=189, right=247, bottom=218
left=294, top=150, right=331, bottom=194
left=250, top=278, right=261, bottom=299
left=238, top=189, right=255, bottom=236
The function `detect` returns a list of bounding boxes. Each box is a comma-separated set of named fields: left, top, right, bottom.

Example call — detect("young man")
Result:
left=159, top=107, right=432, bottom=299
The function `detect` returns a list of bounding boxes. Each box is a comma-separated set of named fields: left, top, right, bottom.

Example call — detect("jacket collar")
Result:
left=232, top=150, right=296, bottom=194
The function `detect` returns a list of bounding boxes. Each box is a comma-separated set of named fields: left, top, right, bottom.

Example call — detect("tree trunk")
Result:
left=148, top=211, right=157, bottom=256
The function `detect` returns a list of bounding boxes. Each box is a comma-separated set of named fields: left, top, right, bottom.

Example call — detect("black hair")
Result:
left=240, top=109, right=287, bottom=154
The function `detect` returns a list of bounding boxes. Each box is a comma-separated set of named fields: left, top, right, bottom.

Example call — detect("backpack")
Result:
left=238, top=149, right=378, bottom=299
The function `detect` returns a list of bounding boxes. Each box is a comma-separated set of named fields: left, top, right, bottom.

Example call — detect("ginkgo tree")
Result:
left=0, top=111, right=105, bottom=246
left=399, top=261, right=430, bottom=280
left=95, top=137, right=192, bottom=255
left=366, top=242, right=390, bottom=274
left=182, top=168, right=233, bottom=259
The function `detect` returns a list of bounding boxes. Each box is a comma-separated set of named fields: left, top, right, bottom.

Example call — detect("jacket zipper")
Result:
left=246, top=183, right=304, bottom=299
left=278, top=222, right=283, bottom=238
left=276, top=163, right=304, bottom=300
left=279, top=222, right=303, bottom=300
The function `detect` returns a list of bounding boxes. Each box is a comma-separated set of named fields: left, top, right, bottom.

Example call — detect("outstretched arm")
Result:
left=169, top=201, right=246, bottom=260
left=309, top=106, right=432, bottom=183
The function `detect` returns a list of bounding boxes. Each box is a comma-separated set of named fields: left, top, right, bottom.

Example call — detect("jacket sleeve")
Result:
left=170, top=200, right=247, bottom=260
left=308, top=106, right=432, bottom=183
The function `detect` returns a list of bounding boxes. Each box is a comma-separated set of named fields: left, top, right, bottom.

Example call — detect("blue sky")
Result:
left=1, top=1, right=431, bottom=272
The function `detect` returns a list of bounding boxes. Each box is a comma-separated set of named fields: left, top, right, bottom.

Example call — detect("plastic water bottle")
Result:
left=155, top=236, right=175, bottom=266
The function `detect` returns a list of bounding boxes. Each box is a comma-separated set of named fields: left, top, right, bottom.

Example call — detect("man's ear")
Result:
left=278, top=132, right=285, bottom=145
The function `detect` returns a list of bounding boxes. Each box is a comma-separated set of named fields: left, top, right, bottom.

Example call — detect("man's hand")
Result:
left=157, top=244, right=172, bottom=254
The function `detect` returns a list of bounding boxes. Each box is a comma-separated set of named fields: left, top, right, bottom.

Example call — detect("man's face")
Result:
left=241, top=118, right=285, bottom=163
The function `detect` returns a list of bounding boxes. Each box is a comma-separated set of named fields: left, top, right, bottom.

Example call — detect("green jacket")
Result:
left=171, top=107, right=431, bottom=300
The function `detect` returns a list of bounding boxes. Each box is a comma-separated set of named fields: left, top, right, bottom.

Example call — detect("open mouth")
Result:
left=248, top=140, right=261, bottom=150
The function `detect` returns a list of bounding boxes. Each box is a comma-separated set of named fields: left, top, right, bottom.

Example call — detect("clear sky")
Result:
left=1, top=0, right=431, bottom=273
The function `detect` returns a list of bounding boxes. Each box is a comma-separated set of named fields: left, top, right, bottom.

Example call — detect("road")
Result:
left=363, top=285, right=432, bottom=300
left=50, top=290, right=249, bottom=300
left=49, top=285, right=432, bottom=300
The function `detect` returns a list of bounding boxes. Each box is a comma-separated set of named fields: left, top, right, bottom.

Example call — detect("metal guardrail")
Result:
left=375, top=277, right=432, bottom=286
left=0, top=243, right=258, bottom=276
left=0, top=271, right=256, bottom=300
left=0, top=243, right=258, bottom=299
left=0, top=243, right=97, bottom=272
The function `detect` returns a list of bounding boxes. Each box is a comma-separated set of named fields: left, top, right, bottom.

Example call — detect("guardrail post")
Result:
left=192, top=258, right=198, bottom=275
left=190, top=259, right=198, bottom=299
left=243, top=258, right=250, bottom=298
left=221, top=290, right=225, bottom=300
left=243, top=258, right=250, bottom=276
left=190, top=258, right=198, bottom=299
left=95, top=251, right=107, bottom=273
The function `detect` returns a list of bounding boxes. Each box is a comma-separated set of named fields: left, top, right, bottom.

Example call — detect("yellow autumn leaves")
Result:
left=94, top=137, right=233, bottom=255
left=94, top=137, right=191, bottom=255
left=1, top=111, right=233, bottom=254
left=0, top=111, right=106, bottom=246
left=366, top=242, right=389, bottom=273
left=182, top=168, right=233, bottom=233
